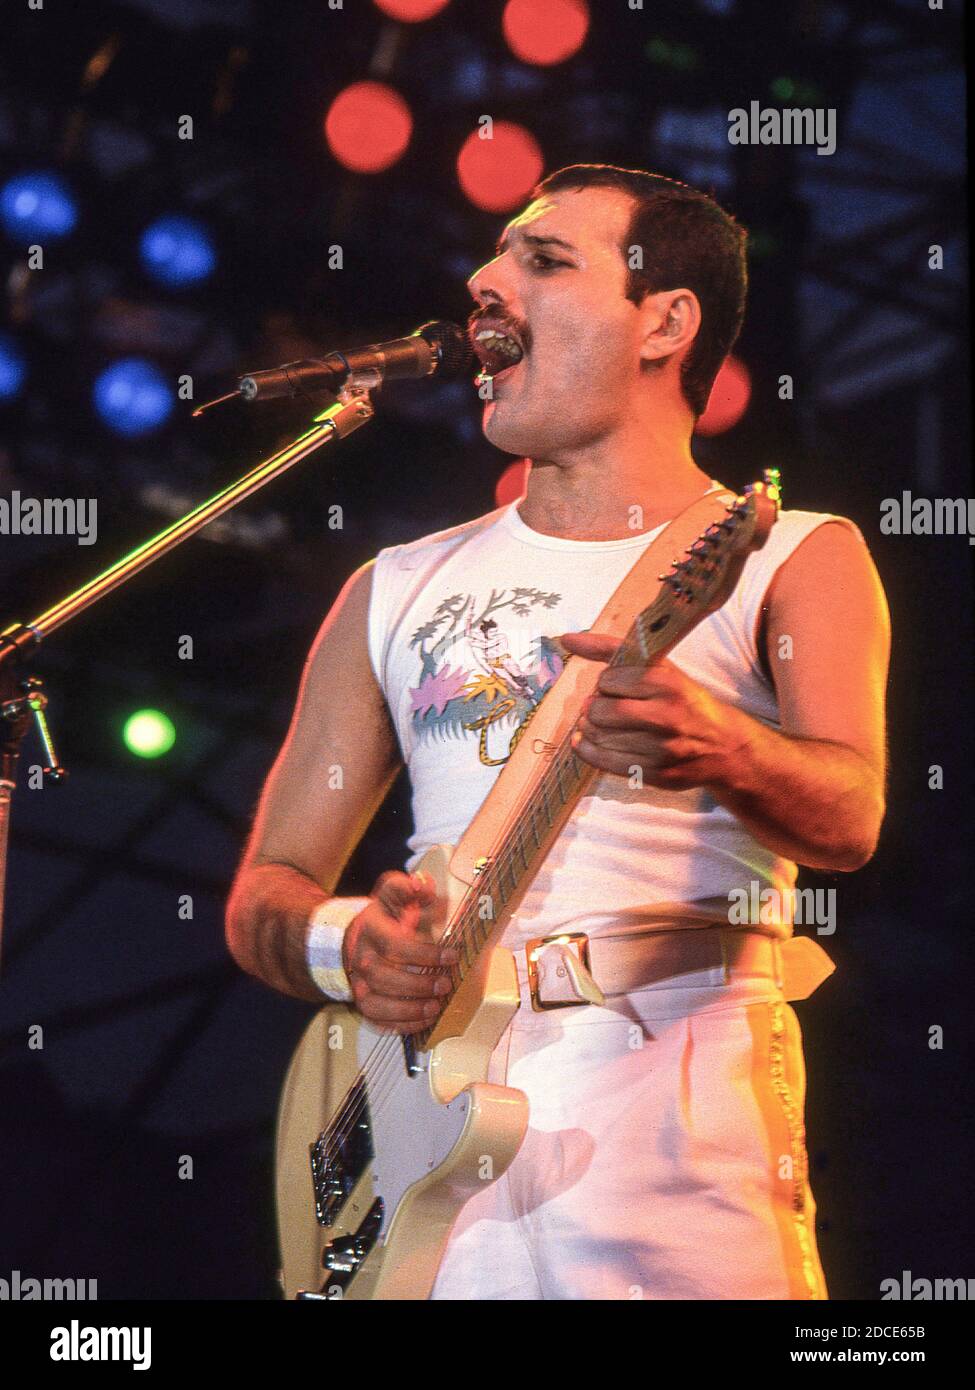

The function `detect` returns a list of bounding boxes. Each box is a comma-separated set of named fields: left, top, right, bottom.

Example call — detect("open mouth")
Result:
left=470, top=323, right=526, bottom=380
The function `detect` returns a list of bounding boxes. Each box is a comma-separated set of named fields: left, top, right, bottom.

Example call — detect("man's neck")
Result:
left=515, top=436, right=716, bottom=542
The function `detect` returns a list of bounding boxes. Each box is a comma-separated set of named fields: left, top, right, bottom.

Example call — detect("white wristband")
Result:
left=306, top=896, right=371, bottom=1003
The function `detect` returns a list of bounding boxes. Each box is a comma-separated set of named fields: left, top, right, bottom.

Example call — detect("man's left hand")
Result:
left=559, top=630, right=751, bottom=792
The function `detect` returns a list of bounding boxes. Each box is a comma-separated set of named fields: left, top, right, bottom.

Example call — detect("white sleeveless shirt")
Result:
left=366, top=486, right=861, bottom=947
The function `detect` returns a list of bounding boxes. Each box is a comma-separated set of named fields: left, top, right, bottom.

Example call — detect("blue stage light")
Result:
left=139, top=214, right=216, bottom=287
left=453, top=55, right=488, bottom=99
left=93, top=359, right=174, bottom=436
left=0, top=171, right=78, bottom=243
left=0, top=333, right=27, bottom=401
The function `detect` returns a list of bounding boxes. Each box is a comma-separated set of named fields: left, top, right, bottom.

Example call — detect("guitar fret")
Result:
left=486, top=861, right=509, bottom=906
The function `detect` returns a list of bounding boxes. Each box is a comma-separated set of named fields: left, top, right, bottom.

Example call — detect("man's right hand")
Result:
left=341, top=870, right=459, bottom=1034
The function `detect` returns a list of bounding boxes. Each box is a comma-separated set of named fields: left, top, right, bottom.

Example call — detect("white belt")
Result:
left=520, top=923, right=835, bottom=1012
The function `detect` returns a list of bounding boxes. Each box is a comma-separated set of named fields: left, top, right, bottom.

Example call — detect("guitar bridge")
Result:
left=296, top=1198, right=385, bottom=1299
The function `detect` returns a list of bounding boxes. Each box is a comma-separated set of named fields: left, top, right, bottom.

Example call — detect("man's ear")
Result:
left=639, top=289, right=701, bottom=366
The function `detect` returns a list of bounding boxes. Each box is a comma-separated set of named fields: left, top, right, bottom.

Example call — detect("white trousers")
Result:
left=430, top=947, right=828, bottom=1300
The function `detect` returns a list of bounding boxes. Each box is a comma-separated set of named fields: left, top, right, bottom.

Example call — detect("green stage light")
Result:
left=123, top=709, right=176, bottom=759
left=645, top=37, right=700, bottom=71
left=771, top=76, right=824, bottom=105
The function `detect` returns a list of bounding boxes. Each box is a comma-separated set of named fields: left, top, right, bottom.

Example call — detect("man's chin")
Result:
left=481, top=400, right=544, bottom=457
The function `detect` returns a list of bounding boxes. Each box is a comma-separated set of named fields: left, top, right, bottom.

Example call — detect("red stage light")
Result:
left=324, top=81, right=413, bottom=173
left=502, top=0, right=589, bottom=66
left=373, top=0, right=451, bottom=19
left=495, top=458, right=531, bottom=507
left=694, top=355, right=752, bottom=436
left=457, top=122, right=544, bottom=213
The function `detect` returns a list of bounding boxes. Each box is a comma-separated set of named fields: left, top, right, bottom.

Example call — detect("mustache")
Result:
left=467, top=306, right=532, bottom=355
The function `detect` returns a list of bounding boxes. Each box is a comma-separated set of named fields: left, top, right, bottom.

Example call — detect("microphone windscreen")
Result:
left=417, top=321, right=473, bottom=379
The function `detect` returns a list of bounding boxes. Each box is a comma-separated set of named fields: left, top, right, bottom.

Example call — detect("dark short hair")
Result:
left=534, top=164, right=748, bottom=417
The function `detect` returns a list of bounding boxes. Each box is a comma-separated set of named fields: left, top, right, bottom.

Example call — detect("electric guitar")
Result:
left=275, top=479, right=780, bottom=1300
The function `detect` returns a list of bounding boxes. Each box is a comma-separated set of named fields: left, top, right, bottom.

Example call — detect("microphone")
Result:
left=237, top=320, right=473, bottom=402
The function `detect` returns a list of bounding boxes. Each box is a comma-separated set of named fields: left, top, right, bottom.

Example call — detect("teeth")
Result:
left=474, top=327, right=523, bottom=364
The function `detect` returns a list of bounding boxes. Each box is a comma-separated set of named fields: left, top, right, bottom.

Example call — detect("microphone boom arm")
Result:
left=0, top=387, right=375, bottom=973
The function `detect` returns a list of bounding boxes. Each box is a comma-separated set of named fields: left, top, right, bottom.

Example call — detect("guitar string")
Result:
left=314, top=506, right=750, bottom=1169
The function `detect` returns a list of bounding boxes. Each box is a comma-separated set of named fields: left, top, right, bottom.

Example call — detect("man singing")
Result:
left=226, top=165, right=890, bottom=1299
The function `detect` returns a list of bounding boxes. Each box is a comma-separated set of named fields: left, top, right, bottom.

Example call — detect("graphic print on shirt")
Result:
left=408, top=586, right=566, bottom=766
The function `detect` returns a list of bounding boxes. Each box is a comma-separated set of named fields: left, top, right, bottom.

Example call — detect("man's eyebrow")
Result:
left=494, top=228, right=578, bottom=256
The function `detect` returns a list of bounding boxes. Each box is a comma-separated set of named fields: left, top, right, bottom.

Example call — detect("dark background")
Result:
left=0, top=0, right=970, bottom=1299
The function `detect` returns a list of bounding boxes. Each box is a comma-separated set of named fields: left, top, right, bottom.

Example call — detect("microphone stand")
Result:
left=0, top=386, right=376, bottom=974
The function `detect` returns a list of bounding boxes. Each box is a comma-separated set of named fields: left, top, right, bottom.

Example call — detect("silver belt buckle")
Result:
left=525, top=931, right=593, bottom=1011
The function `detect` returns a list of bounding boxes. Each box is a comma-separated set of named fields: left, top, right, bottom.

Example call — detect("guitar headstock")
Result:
left=614, top=474, right=781, bottom=668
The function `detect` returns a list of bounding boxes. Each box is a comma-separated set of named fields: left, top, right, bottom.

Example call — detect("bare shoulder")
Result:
left=316, top=557, right=375, bottom=637
left=761, top=518, right=890, bottom=782
left=767, top=518, right=890, bottom=643
left=302, top=559, right=382, bottom=705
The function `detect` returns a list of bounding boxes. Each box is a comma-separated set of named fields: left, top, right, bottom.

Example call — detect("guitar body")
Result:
left=275, top=844, right=529, bottom=1301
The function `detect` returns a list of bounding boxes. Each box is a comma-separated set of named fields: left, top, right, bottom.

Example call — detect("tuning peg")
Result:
left=763, top=467, right=782, bottom=499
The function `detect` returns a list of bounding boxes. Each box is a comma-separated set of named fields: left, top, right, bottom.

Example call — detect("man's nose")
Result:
left=467, top=253, right=509, bottom=308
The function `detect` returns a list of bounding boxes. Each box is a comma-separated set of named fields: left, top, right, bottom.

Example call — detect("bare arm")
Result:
left=225, top=561, right=402, bottom=1001
left=714, top=520, right=890, bottom=869
left=565, top=520, right=891, bottom=873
